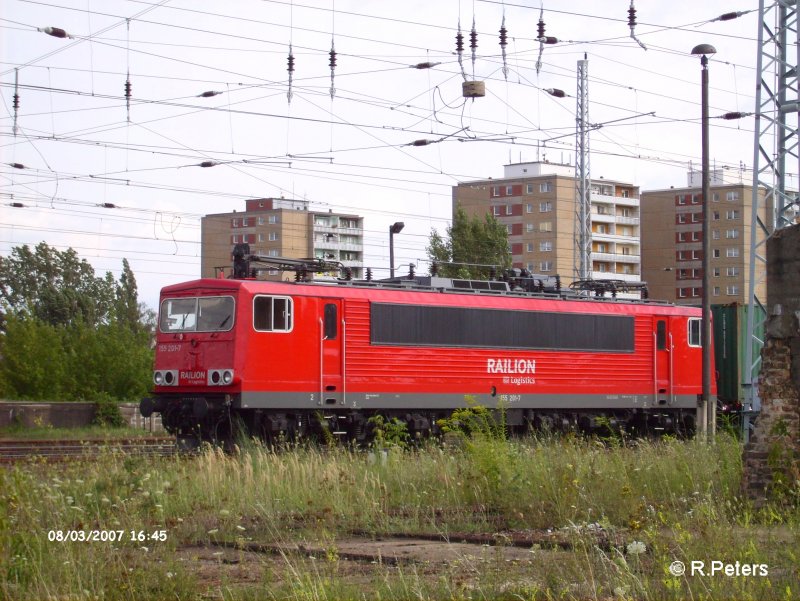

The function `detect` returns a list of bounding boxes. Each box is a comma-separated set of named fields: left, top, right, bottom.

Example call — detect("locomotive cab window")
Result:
left=254, top=295, right=293, bottom=332
left=159, top=296, right=234, bottom=333
left=687, top=318, right=702, bottom=347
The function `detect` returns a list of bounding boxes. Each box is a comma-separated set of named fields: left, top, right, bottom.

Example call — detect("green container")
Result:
left=711, top=303, right=765, bottom=408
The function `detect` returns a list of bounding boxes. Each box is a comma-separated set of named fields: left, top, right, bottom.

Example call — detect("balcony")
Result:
left=590, top=271, right=642, bottom=282
left=592, top=252, right=641, bottom=264
left=615, top=215, right=640, bottom=226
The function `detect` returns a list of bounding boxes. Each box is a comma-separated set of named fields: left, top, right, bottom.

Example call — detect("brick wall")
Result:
left=741, top=224, right=800, bottom=504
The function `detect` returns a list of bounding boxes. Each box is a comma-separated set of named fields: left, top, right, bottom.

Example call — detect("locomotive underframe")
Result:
left=141, top=392, right=697, bottom=447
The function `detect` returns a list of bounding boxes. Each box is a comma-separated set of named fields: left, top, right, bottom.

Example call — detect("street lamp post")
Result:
left=692, top=43, right=716, bottom=442
left=389, top=222, right=405, bottom=278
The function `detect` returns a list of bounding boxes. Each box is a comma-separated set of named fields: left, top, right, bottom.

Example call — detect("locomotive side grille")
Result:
left=370, top=303, right=634, bottom=352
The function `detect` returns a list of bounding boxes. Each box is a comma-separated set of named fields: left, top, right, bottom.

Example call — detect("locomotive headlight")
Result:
left=153, top=370, right=178, bottom=386
left=208, top=369, right=234, bottom=386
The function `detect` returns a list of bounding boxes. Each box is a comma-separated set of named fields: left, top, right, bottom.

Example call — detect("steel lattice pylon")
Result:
left=745, top=0, right=800, bottom=425
left=574, top=57, right=591, bottom=282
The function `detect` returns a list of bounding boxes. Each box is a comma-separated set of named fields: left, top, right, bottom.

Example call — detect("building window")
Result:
left=712, top=192, right=720, bottom=202
left=540, top=261, right=553, bottom=272
left=505, top=204, right=513, bottom=215
left=727, top=285, right=739, bottom=295
left=539, top=201, right=552, bottom=212
left=540, top=241, right=552, bottom=252
left=258, top=233, right=264, bottom=242
left=713, top=249, right=721, bottom=258
left=526, top=203, right=533, bottom=213
left=621, top=189, right=630, bottom=198
left=597, top=224, right=608, bottom=234
left=677, top=232, right=687, bottom=242
left=506, top=224, right=513, bottom=234
left=492, top=206, right=501, bottom=216
left=726, top=267, right=739, bottom=276
left=539, top=181, right=553, bottom=193
left=692, top=231, right=702, bottom=242
left=269, top=232, right=278, bottom=241
left=597, top=243, right=608, bottom=253
left=269, top=215, right=278, bottom=224
left=692, top=250, right=702, bottom=260
left=491, top=186, right=500, bottom=197
left=526, top=184, right=534, bottom=194
left=714, top=286, right=721, bottom=296
left=505, top=185, right=514, bottom=195
left=726, top=210, right=740, bottom=220
left=692, top=288, right=701, bottom=297
left=712, top=229, right=720, bottom=240
left=526, top=223, right=534, bottom=233
left=691, top=194, right=701, bottom=205
left=526, top=243, right=534, bottom=252
left=232, top=234, right=239, bottom=243
left=726, top=229, right=739, bottom=239
left=726, top=191, right=739, bottom=201
left=539, top=221, right=552, bottom=233
left=676, top=195, right=687, bottom=206
left=257, top=216, right=265, bottom=226
left=726, top=247, right=739, bottom=257
left=713, top=267, right=720, bottom=277
left=713, top=211, right=720, bottom=221
left=232, top=218, right=239, bottom=228
left=268, top=249, right=279, bottom=257
left=678, top=288, right=687, bottom=298
left=677, top=214, right=688, bottom=224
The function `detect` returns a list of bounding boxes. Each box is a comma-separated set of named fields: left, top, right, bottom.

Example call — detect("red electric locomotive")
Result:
left=140, top=255, right=714, bottom=447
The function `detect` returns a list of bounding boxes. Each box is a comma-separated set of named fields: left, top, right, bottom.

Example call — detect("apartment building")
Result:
left=201, top=198, right=364, bottom=280
left=453, top=162, right=642, bottom=285
left=640, top=169, right=769, bottom=304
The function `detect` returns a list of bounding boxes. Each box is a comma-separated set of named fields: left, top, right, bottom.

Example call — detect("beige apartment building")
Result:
left=453, top=162, right=642, bottom=286
left=201, top=198, right=364, bottom=280
left=640, top=170, right=769, bottom=304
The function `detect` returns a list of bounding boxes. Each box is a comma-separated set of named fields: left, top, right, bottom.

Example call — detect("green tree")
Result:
left=426, top=205, right=511, bottom=279
left=0, top=242, right=115, bottom=327
left=0, top=243, right=154, bottom=403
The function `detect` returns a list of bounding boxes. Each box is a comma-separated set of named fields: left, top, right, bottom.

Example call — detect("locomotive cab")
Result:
left=141, top=282, right=242, bottom=448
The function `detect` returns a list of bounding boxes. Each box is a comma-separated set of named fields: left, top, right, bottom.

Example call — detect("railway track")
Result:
left=0, top=437, right=176, bottom=463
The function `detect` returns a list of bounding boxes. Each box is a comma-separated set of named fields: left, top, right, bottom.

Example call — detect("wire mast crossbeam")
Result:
left=745, top=0, right=800, bottom=423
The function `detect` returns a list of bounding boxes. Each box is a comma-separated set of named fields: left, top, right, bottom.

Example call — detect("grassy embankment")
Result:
left=1, top=432, right=798, bottom=600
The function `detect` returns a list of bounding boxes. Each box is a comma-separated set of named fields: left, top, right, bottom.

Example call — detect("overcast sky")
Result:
left=1, top=0, right=764, bottom=309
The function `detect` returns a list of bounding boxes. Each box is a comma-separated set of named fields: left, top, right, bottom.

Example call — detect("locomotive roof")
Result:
left=161, top=276, right=702, bottom=317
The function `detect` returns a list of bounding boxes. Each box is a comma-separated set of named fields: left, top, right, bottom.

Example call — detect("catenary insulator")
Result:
left=199, top=90, right=222, bottom=98
left=38, top=26, right=72, bottom=39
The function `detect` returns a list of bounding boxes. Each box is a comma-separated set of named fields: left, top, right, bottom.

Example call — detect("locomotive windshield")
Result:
left=159, top=296, right=235, bottom=333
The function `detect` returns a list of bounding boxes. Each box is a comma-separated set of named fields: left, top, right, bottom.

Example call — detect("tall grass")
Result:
left=1, top=435, right=797, bottom=600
